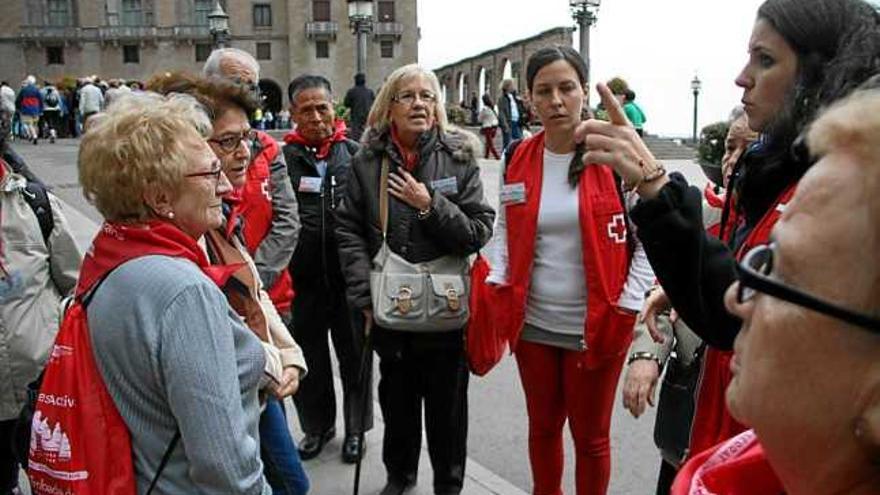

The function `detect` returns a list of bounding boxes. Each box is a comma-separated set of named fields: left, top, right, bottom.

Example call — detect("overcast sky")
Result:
left=417, top=0, right=767, bottom=137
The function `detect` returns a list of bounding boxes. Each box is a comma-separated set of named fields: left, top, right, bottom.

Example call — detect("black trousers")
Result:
left=289, top=281, right=372, bottom=435
left=0, top=420, right=19, bottom=494
left=656, top=459, right=678, bottom=495
left=375, top=328, right=469, bottom=495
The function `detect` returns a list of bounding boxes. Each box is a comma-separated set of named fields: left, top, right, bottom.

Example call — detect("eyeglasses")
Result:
left=392, top=90, right=437, bottom=106
left=208, top=129, right=257, bottom=154
left=184, top=167, right=223, bottom=183
left=736, top=243, right=880, bottom=332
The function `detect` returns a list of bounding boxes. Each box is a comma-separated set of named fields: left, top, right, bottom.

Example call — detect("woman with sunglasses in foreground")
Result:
left=674, top=84, right=880, bottom=495
left=575, top=0, right=880, bottom=472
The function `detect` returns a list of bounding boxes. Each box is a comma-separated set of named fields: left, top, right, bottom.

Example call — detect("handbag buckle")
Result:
left=396, top=286, right=413, bottom=314
left=445, top=285, right=460, bottom=311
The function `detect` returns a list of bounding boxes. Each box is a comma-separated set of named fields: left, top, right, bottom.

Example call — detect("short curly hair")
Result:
left=146, top=71, right=259, bottom=119
left=79, top=92, right=213, bottom=222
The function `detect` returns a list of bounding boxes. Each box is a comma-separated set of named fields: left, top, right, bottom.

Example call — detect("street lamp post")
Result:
left=208, top=0, right=230, bottom=49
left=691, top=75, right=702, bottom=144
left=348, top=0, right=374, bottom=77
left=569, top=0, right=601, bottom=83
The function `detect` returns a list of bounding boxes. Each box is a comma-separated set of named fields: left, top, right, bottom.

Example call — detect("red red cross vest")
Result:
left=688, top=182, right=798, bottom=457
left=238, top=130, right=295, bottom=313
left=496, top=131, right=635, bottom=368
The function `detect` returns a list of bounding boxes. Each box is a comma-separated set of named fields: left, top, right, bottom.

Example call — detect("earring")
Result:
left=167, top=211, right=175, bottom=219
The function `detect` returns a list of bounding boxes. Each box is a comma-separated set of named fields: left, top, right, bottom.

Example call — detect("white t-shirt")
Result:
left=523, top=150, right=586, bottom=333
left=487, top=147, right=655, bottom=337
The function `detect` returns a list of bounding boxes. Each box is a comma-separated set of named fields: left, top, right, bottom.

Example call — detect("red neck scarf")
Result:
left=77, top=220, right=241, bottom=298
left=390, top=123, right=420, bottom=172
left=283, top=119, right=348, bottom=160
left=673, top=430, right=783, bottom=495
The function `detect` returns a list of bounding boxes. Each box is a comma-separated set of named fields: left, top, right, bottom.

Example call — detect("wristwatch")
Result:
left=627, top=351, right=661, bottom=367
left=417, top=206, right=432, bottom=220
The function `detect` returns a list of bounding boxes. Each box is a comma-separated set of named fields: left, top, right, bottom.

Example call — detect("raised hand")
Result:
left=574, top=82, right=669, bottom=198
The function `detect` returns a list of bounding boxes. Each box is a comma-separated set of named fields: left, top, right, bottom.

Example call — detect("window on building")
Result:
left=122, top=0, right=144, bottom=25
left=378, top=1, right=395, bottom=22
left=47, top=0, right=71, bottom=26
left=312, top=0, right=331, bottom=22
left=315, top=40, right=329, bottom=58
left=256, top=42, right=271, bottom=60
left=194, top=0, right=213, bottom=25
left=195, top=43, right=212, bottom=62
left=380, top=39, right=394, bottom=58
left=253, top=4, right=272, bottom=27
left=123, top=44, right=140, bottom=64
left=46, top=46, right=64, bottom=65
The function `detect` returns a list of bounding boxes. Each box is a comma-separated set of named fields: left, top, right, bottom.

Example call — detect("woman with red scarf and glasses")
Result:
left=336, top=64, right=494, bottom=495
left=76, top=93, right=270, bottom=493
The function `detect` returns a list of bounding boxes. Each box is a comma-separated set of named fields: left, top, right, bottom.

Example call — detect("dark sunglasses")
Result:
left=736, top=243, right=880, bottom=332
left=208, top=129, right=257, bottom=154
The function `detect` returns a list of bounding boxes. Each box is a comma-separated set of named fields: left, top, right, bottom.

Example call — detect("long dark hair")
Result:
left=736, top=0, right=880, bottom=226
left=526, top=45, right=589, bottom=188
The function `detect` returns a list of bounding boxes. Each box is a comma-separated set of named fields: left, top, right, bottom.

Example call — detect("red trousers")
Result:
left=481, top=126, right=500, bottom=159
left=515, top=340, right=626, bottom=495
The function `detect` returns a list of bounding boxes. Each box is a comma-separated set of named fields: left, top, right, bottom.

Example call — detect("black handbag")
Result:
left=653, top=320, right=706, bottom=467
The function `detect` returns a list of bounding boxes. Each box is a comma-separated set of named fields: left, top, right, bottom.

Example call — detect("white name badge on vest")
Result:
left=298, top=176, right=323, bottom=193
left=430, top=176, right=458, bottom=196
left=500, top=182, right=526, bottom=205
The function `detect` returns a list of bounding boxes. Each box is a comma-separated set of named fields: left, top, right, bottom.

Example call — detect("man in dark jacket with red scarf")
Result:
left=282, top=74, right=372, bottom=463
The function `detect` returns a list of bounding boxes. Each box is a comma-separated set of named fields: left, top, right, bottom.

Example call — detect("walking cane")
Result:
left=353, top=313, right=373, bottom=495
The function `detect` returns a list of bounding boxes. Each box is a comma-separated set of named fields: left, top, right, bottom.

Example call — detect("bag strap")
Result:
left=379, top=156, right=390, bottom=238
left=146, top=431, right=181, bottom=495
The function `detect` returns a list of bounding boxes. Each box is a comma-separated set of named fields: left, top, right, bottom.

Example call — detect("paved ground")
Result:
left=12, top=138, right=709, bottom=495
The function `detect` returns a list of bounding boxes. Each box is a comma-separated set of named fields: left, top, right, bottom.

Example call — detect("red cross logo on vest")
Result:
left=607, top=214, right=627, bottom=244
left=261, top=179, right=271, bottom=201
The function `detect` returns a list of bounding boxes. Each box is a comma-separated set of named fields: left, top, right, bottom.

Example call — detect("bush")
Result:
left=335, top=102, right=350, bottom=122
left=698, top=121, right=729, bottom=166
left=446, top=104, right=468, bottom=126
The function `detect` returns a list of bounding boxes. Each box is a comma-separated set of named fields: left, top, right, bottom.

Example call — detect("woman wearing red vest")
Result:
left=487, top=46, right=654, bottom=495
left=574, top=0, right=880, bottom=491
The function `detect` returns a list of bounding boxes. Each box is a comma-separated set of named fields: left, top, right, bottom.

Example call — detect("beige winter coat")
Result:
left=0, top=164, right=82, bottom=420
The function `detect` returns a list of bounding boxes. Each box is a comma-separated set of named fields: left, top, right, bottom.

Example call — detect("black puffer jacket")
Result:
left=335, top=126, right=495, bottom=311
left=282, top=138, right=360, bottom=288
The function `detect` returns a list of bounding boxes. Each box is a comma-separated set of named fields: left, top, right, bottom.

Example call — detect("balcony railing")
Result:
left=19, top=26, right=90, bottom=43
left=305, top=21, right=339, bottom=40
left=374, top=21, right=403, bottom=40
left=18, top=24, right=212, bottom=44
left=170, top=25, right=211, bottom=41
left=99, top=25, right=159, bottom=41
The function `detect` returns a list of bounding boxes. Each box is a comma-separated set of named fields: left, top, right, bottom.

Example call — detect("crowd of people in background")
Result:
left=1, top=0, right=880, bottom=494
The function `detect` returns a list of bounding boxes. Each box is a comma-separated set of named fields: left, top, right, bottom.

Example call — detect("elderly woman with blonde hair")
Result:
left=147, top=71, right=310, bottom=494
left=336, top=64, right=494, bottom=495
left=78, top=93, right=270, bottom=493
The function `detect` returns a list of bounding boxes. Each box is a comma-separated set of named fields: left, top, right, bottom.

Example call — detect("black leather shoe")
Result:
left=297, top=427, right=335, bottom=460
left=341, top=433, right=366, bottom=463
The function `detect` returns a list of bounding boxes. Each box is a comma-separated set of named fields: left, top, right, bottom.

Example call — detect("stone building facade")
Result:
left=0, top=0, right=418, bottom=112
left=434, top=26, right=573, bottom=107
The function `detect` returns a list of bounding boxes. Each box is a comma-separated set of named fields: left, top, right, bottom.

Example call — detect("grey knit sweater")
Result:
left=87, top=255, right=269, bottom=494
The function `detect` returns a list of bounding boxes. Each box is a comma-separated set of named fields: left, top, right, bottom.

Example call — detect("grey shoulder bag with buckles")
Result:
left=369, top=157, right=471, bottom=332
